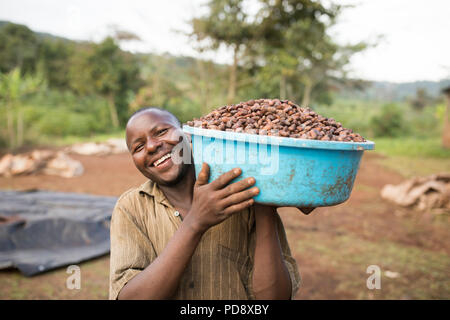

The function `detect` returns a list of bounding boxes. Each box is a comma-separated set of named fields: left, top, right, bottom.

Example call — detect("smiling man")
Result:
left=108, top=107, right=301, bottom=300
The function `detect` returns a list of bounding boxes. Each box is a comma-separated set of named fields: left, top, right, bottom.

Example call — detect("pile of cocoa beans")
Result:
left=186, top=98, right=366, bottom=142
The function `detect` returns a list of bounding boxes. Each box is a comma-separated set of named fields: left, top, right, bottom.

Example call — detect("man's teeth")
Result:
left=154, top=153, right=172, bottom=167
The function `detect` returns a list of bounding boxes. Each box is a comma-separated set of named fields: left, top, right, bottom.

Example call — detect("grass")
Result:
left=374, top=137, right=450, bottom=158
left=0, top=256, right=110, bottom=299
left=376, top=156, right=450, bottom=178
left=294, top=231, right=450, bottom=299
left=372, top=136, right=450, bottom=177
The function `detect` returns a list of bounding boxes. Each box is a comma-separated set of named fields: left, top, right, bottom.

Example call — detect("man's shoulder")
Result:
left=116, top=187, right=139, bottom=205
left=115, top=180, right=155, bottom=210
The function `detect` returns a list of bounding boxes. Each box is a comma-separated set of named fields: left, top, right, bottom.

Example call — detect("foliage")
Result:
left=38, top=39, right=74, bottom=89
left=0, top=89, right=117, bottom=149
left=0, top=23, right=142, bottom=134
left=249, top=1, right=367, bottom=106
left=369, top=103, right=406, bottom=138
left=129, top=82, right=202, bottom=124
left=374, top=137, right=450, bottom=159
left=0, top=68, right=45, bottom=148
left=314, top=98, right=443, bottom=140
left=0, top=23, right=39, bottom=75
left=408, top=87, right=435, bottom=111
left=190, top=0, right=255, bottom=104
left=70, top=37, right=142, bottom=128
left=190, top=0, right=253, bottom=49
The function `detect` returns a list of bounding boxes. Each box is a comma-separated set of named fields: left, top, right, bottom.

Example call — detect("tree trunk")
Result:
left=280, top=74, right=286, bottom=100
left=107, top=93, right=120, bottom=128
left=443, top=93, right=450, bottom=149
left=6, top=102, right=15, bottom=148
left=227, top=45, right=238, bottom=105
left=301, top=79, right=313, bottom=108
left=17, top=108, right=24, bottom=147
left=287, top=82, right=294, bottom=101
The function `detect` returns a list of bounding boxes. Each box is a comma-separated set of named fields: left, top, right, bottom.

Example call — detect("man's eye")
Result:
left=157, top=128, right=168, bottom=136
left=134, top=145, right=143, bottom=152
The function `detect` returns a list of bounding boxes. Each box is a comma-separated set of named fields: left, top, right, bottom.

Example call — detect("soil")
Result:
left=0, top=151, right=449, bottom=299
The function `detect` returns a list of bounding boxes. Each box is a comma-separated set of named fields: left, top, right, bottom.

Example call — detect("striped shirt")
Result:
left=109, top=180, right=301, bottom=300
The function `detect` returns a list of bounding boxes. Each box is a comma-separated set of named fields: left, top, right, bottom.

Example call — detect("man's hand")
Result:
left=185, top=162, right=259, bottom=234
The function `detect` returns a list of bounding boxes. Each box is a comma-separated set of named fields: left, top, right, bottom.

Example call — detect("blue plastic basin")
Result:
left=183, top=125, right=375, bottom=207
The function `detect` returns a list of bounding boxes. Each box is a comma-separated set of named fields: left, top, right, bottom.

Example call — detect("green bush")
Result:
left=0, top=89, right=120, bottom=149
left=22, top=89, right=114, bottom=136
left=374, top=137, right=450, bottom=158
left=313, top=98, right=381, bottom=139
left=315, top=98, right=443, bottom=140
left=404, top=104, right=443, bottom=138
left=33, top=109, right=94, bottom=136
left=370, top=103, right=406, bottom=137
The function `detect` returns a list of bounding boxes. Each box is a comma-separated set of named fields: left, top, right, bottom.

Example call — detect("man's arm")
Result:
left=252, top=204, right=292, bottom=300
left=118, top=163, right=258, bottom=300
left=117, top=215, right=203, bottom=299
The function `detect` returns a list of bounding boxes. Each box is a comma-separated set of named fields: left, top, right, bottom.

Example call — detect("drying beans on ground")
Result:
left=186, top=98, right=366, bottom=142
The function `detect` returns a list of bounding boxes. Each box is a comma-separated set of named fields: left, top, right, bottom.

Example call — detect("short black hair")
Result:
left=128, top=106, right=181, bottom=127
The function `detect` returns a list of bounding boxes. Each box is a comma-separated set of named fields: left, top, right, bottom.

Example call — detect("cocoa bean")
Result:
left=187, top=99, right=366, bottom=142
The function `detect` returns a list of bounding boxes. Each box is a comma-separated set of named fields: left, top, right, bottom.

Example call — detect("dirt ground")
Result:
left=0, top=152, right=449, bottom=299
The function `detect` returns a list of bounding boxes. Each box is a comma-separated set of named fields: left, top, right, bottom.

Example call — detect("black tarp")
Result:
left=0, top=190, right=116, bottom=276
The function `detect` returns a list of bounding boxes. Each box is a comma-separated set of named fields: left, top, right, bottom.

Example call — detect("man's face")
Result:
left=126, top=110, right=190, bottom=186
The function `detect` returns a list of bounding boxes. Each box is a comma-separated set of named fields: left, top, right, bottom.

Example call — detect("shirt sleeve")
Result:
left=109, top=201, right=157, bottom=300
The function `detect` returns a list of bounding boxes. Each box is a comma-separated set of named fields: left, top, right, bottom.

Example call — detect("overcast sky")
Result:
left=1, top=0, right=449, bottom=83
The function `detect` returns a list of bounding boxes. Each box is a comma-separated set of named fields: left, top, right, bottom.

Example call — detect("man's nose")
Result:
left=145, top=138, right=162, bottom=153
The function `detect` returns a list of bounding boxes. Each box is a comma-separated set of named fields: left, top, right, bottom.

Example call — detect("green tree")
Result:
left=370, top=103, right=406, bottom=137
left=0, top=68, right=45, bottom=148
left=38, top=39, right=74, bottom=89
left=131, top=54, right=204, bottom=123
left=188, top=59, right=229, bottom=114
left=410, top=87, right=432, bottom=111
left=90, top=38, right=122, bottom=128
left=68, top=42, right=95, bottom=95
left=69, top=37, right=141, bottom=128
left=190, top=0, right=254, bottom=104
left=297, top=35, right=366, bottom=107
left=252, top=0, right=366, bottom=106
left=0, top=23, right=39, bottom=74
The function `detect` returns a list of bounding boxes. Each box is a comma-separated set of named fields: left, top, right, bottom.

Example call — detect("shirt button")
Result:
left=174, top=211, right=180, bottom=217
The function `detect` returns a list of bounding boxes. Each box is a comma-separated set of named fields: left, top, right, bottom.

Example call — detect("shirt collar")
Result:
left=138, top=180, right=173, bottom=208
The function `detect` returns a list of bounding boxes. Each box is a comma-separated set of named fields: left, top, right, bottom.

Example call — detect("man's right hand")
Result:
left=185, top=162, right=259, bottom=234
